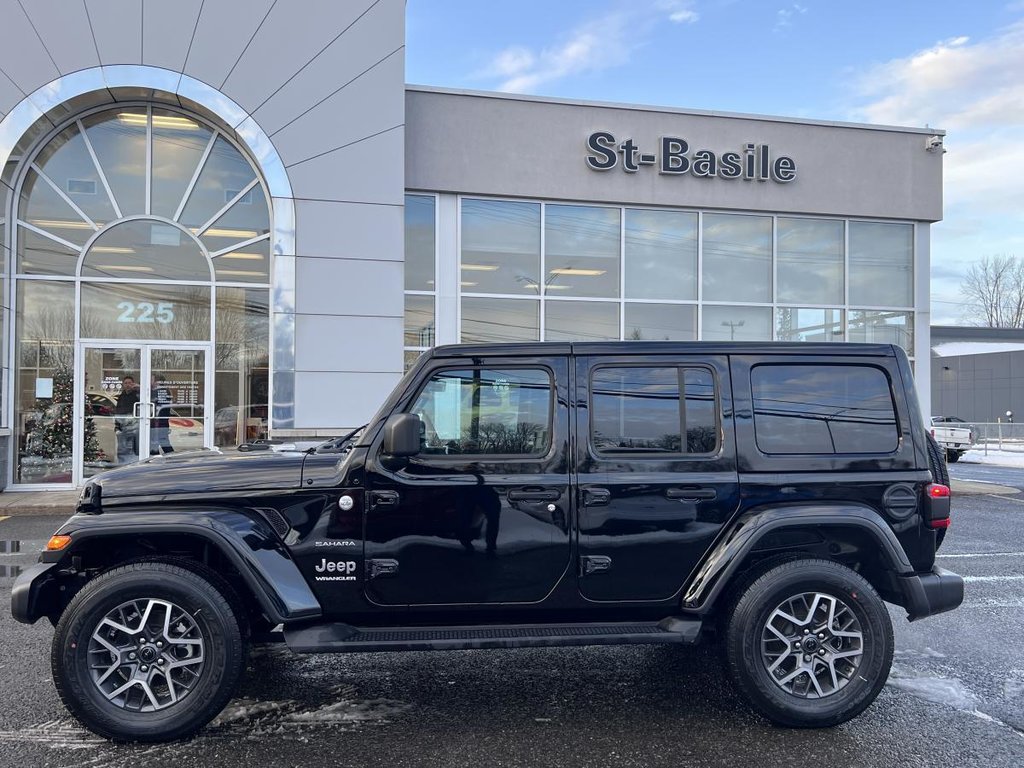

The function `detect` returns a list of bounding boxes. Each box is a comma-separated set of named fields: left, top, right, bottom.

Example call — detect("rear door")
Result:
left=576, top=354, right=739, bottom=602
left=362, top=356, right=572, bottom=606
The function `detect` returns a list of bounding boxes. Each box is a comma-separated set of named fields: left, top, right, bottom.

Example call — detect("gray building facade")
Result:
left=931, top=325, right=1024, bottom=422
left=0, top=1, right=942, bottom=489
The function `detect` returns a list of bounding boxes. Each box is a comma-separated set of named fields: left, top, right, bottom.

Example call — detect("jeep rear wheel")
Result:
left=724, top=558, right=893, bottom=727
left=52, top=561, right=246, bottom=742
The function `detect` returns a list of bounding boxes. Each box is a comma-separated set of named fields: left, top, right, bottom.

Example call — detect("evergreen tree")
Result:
left=32, top=366, right=101, bottom=461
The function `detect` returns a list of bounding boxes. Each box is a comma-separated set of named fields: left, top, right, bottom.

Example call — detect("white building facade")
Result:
left=0, top=1, right=941, bottom=488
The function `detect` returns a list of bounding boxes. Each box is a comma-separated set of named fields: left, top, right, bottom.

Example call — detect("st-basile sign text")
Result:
left=586, top=131, right=797, bottom=183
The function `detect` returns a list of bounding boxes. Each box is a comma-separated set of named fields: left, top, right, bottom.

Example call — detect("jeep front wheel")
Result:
left=52, top=561, right=246, bottom=741
left=724, top=558, right=894, bottom=727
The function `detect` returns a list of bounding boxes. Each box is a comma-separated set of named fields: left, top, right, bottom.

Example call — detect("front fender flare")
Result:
left=23, top=509, right=321, bottom=625
left=682, top=504, right=913, bottom=614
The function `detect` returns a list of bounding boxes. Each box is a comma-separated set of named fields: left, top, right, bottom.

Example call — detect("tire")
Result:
left=926, top=432, right=951, bottom=486
left=724, top=558, right=894, bottom=728
left=52, top=561, right=246, bottom=742
left=946, top=450, right=961, bottom=463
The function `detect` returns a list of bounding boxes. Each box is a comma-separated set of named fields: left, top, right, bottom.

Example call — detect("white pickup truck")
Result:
left=931, top=416, right=975, bottom=463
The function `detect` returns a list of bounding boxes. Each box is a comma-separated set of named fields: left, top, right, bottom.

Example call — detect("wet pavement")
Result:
left=0, top=468, right=1022, bottom=767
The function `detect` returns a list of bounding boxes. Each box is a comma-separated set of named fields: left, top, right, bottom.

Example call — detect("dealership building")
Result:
left=0, top=0, right=943, bottom=488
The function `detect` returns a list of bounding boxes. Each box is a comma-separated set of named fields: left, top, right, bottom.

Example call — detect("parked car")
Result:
left=930, top=416, right=974, bottom=462
left=13, top=341, right=963, bottom=741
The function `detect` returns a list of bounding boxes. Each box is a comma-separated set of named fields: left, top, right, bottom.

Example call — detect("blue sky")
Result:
left=406, top=0, right=1024, bottom=324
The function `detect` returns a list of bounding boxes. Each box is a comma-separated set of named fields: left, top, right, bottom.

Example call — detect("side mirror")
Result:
left=382, top=413, right=421, bottom=457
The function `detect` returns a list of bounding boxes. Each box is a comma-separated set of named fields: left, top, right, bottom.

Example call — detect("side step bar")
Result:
left=284, top=617, right=702, bottom=654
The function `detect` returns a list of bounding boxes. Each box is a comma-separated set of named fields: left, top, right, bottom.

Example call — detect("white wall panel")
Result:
left=182, top=0, right=275, bottom=92
left=252, top=0, right=404, bottom=135
left=143, top=0, right=204, bottom=73
left=220, top=0, right=374, bottom=113
left=294, top=199, right=402, bottom=261
left=21, top=0, right=100, bottom=76
left=296, top=257, right=403, bottom=317
left=295, top=314, right=402, bottom=373
left=0, top=0, right=59, bottom=93
left=86, top=0, right=143, bottom=66
left=0, top=70, right=23, bottom=118
left=288, top=126, right=404, bottom=205
left=294, top=371, right=402, bottom=429
left=269, top=52, right=404, bottom=167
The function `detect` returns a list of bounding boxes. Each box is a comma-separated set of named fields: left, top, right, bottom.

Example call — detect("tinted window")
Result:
left=410, top=368, right=551, bottom=456
left=591, top=367, right=718, bottom=454
left=751, top=365, right=898, bottom=454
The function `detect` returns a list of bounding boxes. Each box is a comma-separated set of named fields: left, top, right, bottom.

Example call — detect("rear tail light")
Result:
left=925, top=483, right=951, bottom=529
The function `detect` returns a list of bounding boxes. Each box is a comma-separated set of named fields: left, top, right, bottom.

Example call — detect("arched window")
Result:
left=11, top=105, right=271, bottom=484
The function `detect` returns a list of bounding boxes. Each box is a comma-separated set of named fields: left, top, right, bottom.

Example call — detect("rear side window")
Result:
left=591, top=366, right=718, bottom=455
left=751, top=364, right=898, bottom=454
left=409, top=368, right=552, bottom=456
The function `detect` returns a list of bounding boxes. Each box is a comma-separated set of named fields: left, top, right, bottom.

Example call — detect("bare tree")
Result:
left=961, top=255, right=1024, bottom=327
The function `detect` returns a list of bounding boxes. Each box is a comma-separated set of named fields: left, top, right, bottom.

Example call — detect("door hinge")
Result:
left=367, top=558, right=399, bottom=579
left=580, top=555, right=612, bottom=576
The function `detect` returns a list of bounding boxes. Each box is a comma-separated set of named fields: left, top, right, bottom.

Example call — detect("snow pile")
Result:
left=959, top=449, right=1024, bottom=468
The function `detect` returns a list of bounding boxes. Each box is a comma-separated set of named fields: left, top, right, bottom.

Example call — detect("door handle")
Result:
left=369, top=490, right=400, bottom=509
left=666, top=487, right=717, bottom=501
left=583, top=487, right=611, bottom=507
left=507, top=489, right=561, bottom=502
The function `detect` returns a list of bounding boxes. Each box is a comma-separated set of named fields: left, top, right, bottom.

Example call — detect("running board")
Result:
left=284, top=617, right=702, bottom=654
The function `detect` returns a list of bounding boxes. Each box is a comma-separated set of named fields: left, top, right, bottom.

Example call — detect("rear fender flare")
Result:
left=682, top=504, right=913, bottom=614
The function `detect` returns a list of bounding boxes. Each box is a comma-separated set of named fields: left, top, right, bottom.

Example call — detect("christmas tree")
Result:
left=32, top=366, right=101, bottom=461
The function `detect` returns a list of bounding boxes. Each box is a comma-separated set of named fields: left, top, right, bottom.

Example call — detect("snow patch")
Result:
left=887, top=665, right=979, bottom=709
left=959, top=449, right=1024, bottom=467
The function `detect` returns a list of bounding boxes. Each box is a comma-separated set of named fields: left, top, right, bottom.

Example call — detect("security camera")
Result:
left=925, top=136, right=945, bottom=153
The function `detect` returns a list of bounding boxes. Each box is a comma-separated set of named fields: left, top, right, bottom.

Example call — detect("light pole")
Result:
left=721, top=320, right=745, bottom=341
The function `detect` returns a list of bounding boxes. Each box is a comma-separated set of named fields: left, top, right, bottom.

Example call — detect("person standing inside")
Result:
left=114, top=376, right=140, bottom=465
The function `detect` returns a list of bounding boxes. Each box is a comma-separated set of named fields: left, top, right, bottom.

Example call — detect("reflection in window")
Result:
left=625, top=303, right=697, bottom=341
left=625, top=209, right=697, bottom=300
left=751, top=364, right=898, bottom=454
left=410, top=368, right=551, bottom=456
left=461, top=199, right=540, bottom=294
left=702, top=305, right=772, bottom=342
left=849, top=222, right=913, bottom=307
left=776, top=308, right=844, bottom=342
left=545, top=205, right=620, bottom=297
left=405, top=195, right=435, bottom=291
left=80, top=283, right=212, bottom=341
left=545, top=300, right=619, bottom=341
left=462, top=297, right=539, bottom=343
left=703, top=213, right=772, bottom=302
left=591, top=367, right=717, bottom=454
left=777, top=218, right=843, bottom=305
left=81, top=220, right=210, bottom=280
left=405, top=294, right=435, bottom=347
left=215, top=288, right=269, bottom=447
left=848, top=310, right=913, bottom=352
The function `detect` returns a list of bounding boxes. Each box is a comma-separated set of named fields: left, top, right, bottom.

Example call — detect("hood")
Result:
left=90, top=449, right=312, bottom=502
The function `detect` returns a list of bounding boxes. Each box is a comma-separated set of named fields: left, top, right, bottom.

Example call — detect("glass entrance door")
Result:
left=78, top=344, right=211, bottom=482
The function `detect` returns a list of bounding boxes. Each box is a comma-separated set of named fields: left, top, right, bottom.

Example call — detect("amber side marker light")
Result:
left=46, top=535, right=72, bottom=551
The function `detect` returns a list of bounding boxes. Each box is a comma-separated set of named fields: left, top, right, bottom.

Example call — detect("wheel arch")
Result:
left=682, top=504, right=915, bottom=616
left=15, top=510, right=321, bottom=626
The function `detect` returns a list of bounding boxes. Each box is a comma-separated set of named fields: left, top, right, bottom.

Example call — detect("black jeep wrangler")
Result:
left=12, top=342, right=963, bottom=741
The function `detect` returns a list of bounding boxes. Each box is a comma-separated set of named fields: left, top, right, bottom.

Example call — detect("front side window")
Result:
left=751, top=364, right=898, bottom=455
left=409, top=368, right=552, bottom=456
left=591, top=366, right=718, bottom=455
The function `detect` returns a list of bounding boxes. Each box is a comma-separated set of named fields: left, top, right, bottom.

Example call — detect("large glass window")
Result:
left=461, top=199, right=540, bottom=294
left=751, top=364, right=898, bottom=454
left=462, top=297, right=539, bottom=343
left=10, top=106, right=271, bottom=483
left=544, top=205, right=620, bottom=297
left=776, top=308, right=844, bottom=342
left=545, top=300, right=619, bottom=341
left=702, top=305, right=772, bottom=342
left=624, top=209, right=697, bottom=300
left=404, top=194, right=436, bottom=369
left=591, top=366, right=717, bottom=454
left=409, top=368, right=552, bottom=456
left=703, top=213, right=772, bottom=302
left=848, top=309, right=913, bottom=351
left=624, top=303, right=697, bottom=341
left=776, top=218, right=844, bottom=305
left=849, top=222, right=913, bottom=307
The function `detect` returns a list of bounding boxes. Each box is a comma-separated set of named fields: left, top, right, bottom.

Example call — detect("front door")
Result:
left=576, top=355, right=740, bottom=602
left=77, top=344, right=212, bottom=482
left=363, top=357, right=572, bottom=606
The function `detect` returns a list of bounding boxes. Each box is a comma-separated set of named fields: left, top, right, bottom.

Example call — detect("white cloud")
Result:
left=774, top=3, right=807, bottom=32
left=848, top=20, right=1024, bottom=321
left=480, top=2, right=699, bottom=93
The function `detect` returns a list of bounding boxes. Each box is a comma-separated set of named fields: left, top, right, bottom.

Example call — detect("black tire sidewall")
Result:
left=727, top=560, right=893, bottom=727
left=53, top=564, right=244, bottom=741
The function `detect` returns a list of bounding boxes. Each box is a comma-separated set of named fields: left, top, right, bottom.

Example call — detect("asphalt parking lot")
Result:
left=0, top=465, right=1022, bottom=768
